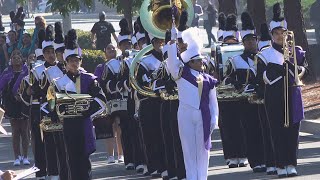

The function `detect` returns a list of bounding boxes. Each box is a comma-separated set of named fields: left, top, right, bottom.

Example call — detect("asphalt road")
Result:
left=1, top=117, right=320, bottom=180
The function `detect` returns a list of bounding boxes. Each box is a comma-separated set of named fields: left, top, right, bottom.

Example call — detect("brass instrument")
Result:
left=39, top=116, right=63, bottom=132
left=217, top=84, right=250, bottom=102
left=217, top=57, right=250, bottom=102
left=130, top=0, right=194, bottom=98
left=283, top=31, right=304, bottom=128
left=47, top=83, right=108, bottom=119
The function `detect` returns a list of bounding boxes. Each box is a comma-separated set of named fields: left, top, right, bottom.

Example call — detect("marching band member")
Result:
left=225, top=12, right=265, bottom=172
left=50, top=21, right=68, bottom=180
left=28, top=27, right=56, bottom=180
left=54, top=29, right=107, bottom=180
left=217, top=12, right=226, bottom=42
left=54, top=22, right=67, bottom=73
left=115, top=18, right=136, bottom=169
left=255, top=22, right=276, bottom=175
left=117, top=19, right=146, bottom=172
left=258, top=23, right=272, bottom=51
left=256, top=3, right=307, bottom=177
left=167, top=27, right=218, bottom=180
left=151, top=29, right=186, bottom=180
left=218, top=14, right=248, bottom=168
left=222, top=14, right=241, bottom=43
left=135, top=31, right=166, bottom=177
left=0, top=53, right=30, bottom=166
left=95, top=43, right=125, bottom=165
left=136, top=17, right=148, bottom=50
left=37, top=25, right=62, bottom=180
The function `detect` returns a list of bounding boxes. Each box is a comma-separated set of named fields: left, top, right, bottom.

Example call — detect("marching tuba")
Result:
left=130, top=0, right=194, bottom=98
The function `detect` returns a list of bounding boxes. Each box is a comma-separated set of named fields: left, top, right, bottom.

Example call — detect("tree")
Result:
left=283, top=0, right=309, bottom=55
left=48, top=0, right=142, bottom=32
left=218, top=0, right=237, bottom=15
left=247, top=0, right=266, bottom=35
left=100, top=0, right=143, bottom=31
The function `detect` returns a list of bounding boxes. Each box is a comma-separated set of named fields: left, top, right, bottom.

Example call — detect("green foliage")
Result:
left=48, top=0, right=94, bottom=16
left=265, top=0, right=316, bottom=27
left=81, top=49, right=106, bottom=73
left=77, top=29, right=93, bottom=50
left=48, top=0, right=142, bottom=16
left=99, top=0, right=143, bottom=13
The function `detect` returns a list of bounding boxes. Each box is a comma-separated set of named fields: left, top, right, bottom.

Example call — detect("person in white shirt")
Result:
left=167, top=27, right=219, bottom=180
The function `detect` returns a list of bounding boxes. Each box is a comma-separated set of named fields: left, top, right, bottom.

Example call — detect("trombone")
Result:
left=283, top=31, right=304, bottom=128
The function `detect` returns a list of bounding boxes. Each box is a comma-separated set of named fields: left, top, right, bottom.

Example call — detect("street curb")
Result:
left=300, top=119, right=320, bottom=137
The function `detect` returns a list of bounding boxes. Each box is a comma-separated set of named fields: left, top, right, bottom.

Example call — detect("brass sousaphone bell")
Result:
left=130, top=0, right=194, bottom=98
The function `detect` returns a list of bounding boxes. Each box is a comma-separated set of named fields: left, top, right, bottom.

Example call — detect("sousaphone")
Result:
left=130, top=0, right=194, bottom=97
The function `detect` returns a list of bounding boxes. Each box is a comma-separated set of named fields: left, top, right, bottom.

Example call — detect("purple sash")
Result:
left=181, top=66, right=217, bottom=150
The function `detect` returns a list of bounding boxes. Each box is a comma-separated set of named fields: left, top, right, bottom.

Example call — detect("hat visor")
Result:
left=190, top=55, right=205, bottom=61
left=242, top=34, right=257, bottom=41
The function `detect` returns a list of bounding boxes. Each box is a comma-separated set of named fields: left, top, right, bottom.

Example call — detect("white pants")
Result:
left=178, top=103, right=210, bottom=180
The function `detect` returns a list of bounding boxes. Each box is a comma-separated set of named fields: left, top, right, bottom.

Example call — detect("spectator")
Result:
left=191, top=0, right=204, bottom=27
left=6, top=31, right=17, bottom=59
left=0, top=33, right=9, bottom=73
left=20, top=32, right=33, bottom=61
left=16, top=20, right=25, bottom=49
left=203, top=2, right=217, bottom=47
left=91, top=11, right=118, bottom=51
left=0, top=53, right=30, bottom=166
left=310, top=0, right=320, bottom=44
left=30, top=16, right=46, bottom=51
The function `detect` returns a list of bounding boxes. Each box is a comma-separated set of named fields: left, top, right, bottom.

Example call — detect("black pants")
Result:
left=30, top=104, right=47, bottom=177
left=53, top=131, right=69, bottom=180
left=127, top=96, right=145, bottom=166
left=219, top=101, right=247, bottom=160
left=204, top=20, right=216, bottom=46
left=63, top=118, right=92, bottom=180
left=43, top=132, right=59, bottom=176
left=265, top=83, right=300, bottom=168
left=160, top=100, right=186, bottom=179
left=139, top=98, right=166, bottom=173
left=240, top=103, right=265, bottom=168
left=258, top=105, right=276, bottom=167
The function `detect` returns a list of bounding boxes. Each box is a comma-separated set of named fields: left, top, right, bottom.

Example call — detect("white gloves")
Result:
left=171, top=25, right=178, bottom=40
left=210, top=122, right=216, bottom=134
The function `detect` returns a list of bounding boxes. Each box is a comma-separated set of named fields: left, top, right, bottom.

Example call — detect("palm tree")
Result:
left=247, top=0, right=266, bottom=35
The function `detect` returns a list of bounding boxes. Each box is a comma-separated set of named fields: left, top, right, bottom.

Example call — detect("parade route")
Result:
left=1, top=117, right=320, bottom=179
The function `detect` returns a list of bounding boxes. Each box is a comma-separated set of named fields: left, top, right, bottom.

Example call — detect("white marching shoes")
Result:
left=266, top=167, right=277, bottom=175
left=106, top=156, right=115, bottom=164
left=238, top=158, right=249, bottom=167
left=125, top=163, right=135, bottom=170
left=286, top=165, right=298, bottom=177
left=13, top=158, right=20, bottom=166
left=135, top=164, right=144, bottom=173
left=49, top=175, right=59, bottom=180
left=277, top=168, right=288, bottom=178
left=118, top=155, right=124, bottom=163
left=22, top=157, right=31, bottom=165
left=227, top=158, right=239, bottom=168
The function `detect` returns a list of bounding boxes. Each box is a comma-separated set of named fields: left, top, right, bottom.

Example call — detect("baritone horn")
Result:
left=130, top=0, right=194, bottom=97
